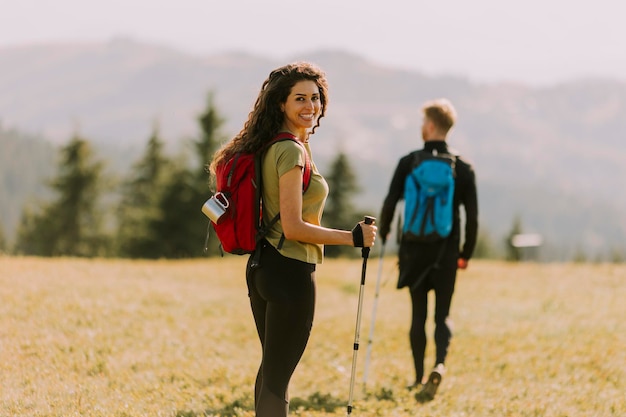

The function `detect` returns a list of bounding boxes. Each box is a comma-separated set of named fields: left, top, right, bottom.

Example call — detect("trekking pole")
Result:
left=347, top=215, right=375, bottom=416
left=362, top=240, right=386, bottom=390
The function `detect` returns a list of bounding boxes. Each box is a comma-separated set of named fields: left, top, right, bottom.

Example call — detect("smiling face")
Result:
left=280, top=80, right=322, bottom=139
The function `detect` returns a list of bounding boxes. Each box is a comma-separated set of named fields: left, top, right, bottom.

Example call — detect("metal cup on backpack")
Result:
left=202, top=192, right=229, bottom=223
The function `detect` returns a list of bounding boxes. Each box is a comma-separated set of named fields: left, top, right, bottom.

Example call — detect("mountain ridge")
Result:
left=1, top=39, right=625, bottom=258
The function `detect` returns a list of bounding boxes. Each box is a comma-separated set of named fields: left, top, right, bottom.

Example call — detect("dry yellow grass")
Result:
left=0, top=255, right=624, bottom=416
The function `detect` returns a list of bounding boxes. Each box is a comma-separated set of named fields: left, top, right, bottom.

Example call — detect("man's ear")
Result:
left=424, top=118, right=435, bottom=134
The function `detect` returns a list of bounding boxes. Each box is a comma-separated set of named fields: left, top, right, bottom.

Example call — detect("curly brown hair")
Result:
left=208, top=61, right=329, bottom=182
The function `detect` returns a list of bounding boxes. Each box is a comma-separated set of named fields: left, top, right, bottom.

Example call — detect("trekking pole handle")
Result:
left=362, top=216, right=376, bottom=258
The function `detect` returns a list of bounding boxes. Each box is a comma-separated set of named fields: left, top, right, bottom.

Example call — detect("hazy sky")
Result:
left=2, top=0, right=625, bottom=86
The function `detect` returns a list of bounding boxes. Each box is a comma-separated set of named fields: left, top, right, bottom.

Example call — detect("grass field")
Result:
left=1, top=255, right=624, bottom=417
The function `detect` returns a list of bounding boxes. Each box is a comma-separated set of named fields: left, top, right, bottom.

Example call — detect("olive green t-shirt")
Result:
left=261, top=140, right=329, bottom=263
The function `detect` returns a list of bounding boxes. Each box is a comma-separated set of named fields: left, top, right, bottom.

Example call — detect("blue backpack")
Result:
left=402, top=149, right=456, bottom=242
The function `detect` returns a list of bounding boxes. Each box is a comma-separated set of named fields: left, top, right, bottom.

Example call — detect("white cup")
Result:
left=202, top=192, right=229, bottom=223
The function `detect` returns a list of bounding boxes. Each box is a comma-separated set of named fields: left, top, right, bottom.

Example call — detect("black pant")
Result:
left=399, top=240, right=458, bottom=384
left=246, top=241, right=316, bottom=417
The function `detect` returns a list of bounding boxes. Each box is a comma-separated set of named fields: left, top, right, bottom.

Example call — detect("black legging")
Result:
left=246, top=241, right=316, bottom=417
left=400, top=241, right=458, bottom=385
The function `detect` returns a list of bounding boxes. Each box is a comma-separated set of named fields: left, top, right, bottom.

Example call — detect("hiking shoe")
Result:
left=416, top=364, right=444, bottom=402
left=406, top=381, right=421, bottom=391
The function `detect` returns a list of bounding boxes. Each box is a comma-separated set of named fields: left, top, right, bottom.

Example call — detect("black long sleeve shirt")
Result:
left=379, top=140, right=479, bottom=260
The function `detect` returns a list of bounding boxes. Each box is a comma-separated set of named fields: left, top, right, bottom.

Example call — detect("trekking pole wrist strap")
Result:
left=352, top=223, right=364, bottom=247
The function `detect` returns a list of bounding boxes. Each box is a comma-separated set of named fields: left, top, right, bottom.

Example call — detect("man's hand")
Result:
left=457, top=258, right=468, bottom=270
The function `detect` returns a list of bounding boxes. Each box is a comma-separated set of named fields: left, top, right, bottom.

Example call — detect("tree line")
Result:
left=3, top=94, right=618, bottom=262
left=4, top=94, right=361, bottom=259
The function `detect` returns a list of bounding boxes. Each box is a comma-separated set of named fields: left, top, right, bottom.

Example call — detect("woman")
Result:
left=209, top=61, right=377, bottom=416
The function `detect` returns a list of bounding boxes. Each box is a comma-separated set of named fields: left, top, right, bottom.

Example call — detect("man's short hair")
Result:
left=422, top=98, right=457, bottom=133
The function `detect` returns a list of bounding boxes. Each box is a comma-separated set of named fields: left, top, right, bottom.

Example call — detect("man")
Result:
left=378, top=98, right=478, bottom=401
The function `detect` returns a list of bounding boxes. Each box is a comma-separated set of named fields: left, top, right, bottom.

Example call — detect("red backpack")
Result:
left=204, top=132, right=312, bottom=255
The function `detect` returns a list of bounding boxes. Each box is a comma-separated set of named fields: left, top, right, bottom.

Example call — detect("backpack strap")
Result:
left=412, top=148, right=457, bottom=177
left=267, top=132, right=312, bottom=192
left=226, top=152, right=242, bottom=188
left=411, top=149, right=425, bottom=168
left=257, top=132, right=313, bottom=249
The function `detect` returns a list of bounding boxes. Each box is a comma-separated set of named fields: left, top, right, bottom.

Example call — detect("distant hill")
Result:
left=1, top=39, right=625, bottom=258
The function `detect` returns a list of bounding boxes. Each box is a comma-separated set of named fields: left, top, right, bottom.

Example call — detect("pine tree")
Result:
left=116, top=125, right=171, bottom=258
left=323, top=151, right=360, bottom=258
left=14, top=134, right=108, bottom=256
left=117, top=93, right=228, bottom=259
left=151, top=164, right=200, bottom=258
left=194, top=92, right=226, bottom=184
left=188, top=93, right=229, bottom=256
left=14, top=207, right=48, bottom=255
